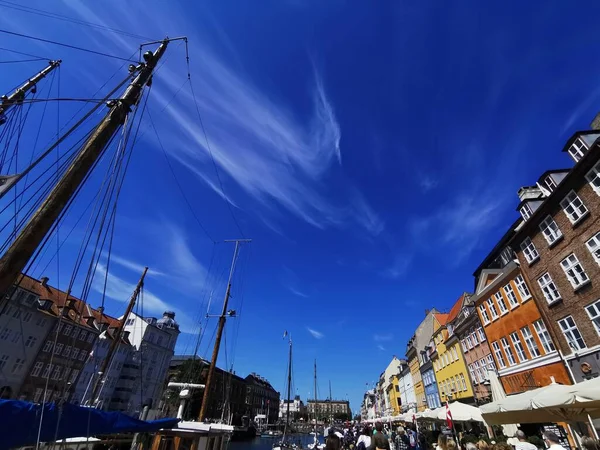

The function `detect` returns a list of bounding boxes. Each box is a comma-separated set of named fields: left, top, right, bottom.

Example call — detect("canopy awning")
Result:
left=480, top=377, right=600, bottom=425
left=436, top=402, right=485, bottom=422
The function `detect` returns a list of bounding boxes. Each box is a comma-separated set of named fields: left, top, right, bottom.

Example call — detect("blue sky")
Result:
left=2, top=0, right=600, bottom=413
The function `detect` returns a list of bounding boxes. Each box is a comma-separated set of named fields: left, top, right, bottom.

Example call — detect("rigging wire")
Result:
left=0, top=1, right=155, bottom=41
left=0, top=45, right=49, bottom=60
left=0, top=29, right=139, bottom=63
left=0, top=58, right=47, bottom=64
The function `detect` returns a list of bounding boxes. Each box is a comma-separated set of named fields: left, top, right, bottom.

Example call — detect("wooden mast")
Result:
left=0, top=41, right=168, bottom=300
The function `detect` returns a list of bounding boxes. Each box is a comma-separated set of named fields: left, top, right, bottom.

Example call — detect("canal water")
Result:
left=230, top=434, right=321, bottom=450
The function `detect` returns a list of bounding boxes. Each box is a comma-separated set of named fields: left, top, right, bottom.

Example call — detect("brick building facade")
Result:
left=508, top=130, right=600, bottom=382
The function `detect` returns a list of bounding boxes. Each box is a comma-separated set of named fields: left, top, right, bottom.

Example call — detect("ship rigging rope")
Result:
left=0, top=58, right=47, bottom=64
left=0, top=29, right=139, bottom=63
left=0, top=45, right=49, bottom=60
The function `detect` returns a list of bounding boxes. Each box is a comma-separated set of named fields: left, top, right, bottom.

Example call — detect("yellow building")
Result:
left=386, top=373, right=401, bottom=416
left=431, top=294, right=475, bottom=403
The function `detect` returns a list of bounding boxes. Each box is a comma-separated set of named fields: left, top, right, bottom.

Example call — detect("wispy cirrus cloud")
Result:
left=377, top=344, right=385, bottom=351
left=418, top=174, right=439, bottom=193
left=289, top=287, right=309, bottom=298
left=307, top=327, right=324, bottom=339
left=374, top=333, right=393, bottom=342
left=381, top=254, right=412, bottom=280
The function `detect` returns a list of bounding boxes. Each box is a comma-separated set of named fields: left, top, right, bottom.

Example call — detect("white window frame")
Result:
left=538, top=272, right=561, bottom=304
left=477, top=327, right=486, bottom=342
left=31, top=361, right=43, bottom=377
left=503, top=283, right=520, bottom=308
left=533, top=319, right=556, bottom=354
left=501, top=337, right=517, bottom=366
left=539, top=216, right=563, bottom=246
left=486, top=298, right=499, bottom=320
left=495, top=292, right=508, bottom=315
left=466, top=334, right=473, bottom=349
left=479, top=304, right=491, bottom=325
left=452, top=346, right=458, bottom=361
left=515, top=274, right=531, bottom=301
left=54, top=343, right=64, bottom=355
left=521, top=326, right=541, bottom=358
left=520, top=237, right=540, bottom=264
left=560, top=253, right=589, bottom=289
left=480, top=357, right=491, bottom=380
left=33, top=388, right=43, bottom=403
left=520, top=204, right=533, bottom=221
left=471, top=330, right=479, bottom=346
left=11, top=358, right=24, bottom=374
left=586, top=232, right=600, bottom=267
left=469, top=365, right=477, bottom=385
left=545, top=175, right=557, bottom=192
left=558, top=316, right=586, bottom=351
left=461, top=339, right=467, bottom=352
left=63, top=325, right=72, bottom=336
left=42, top=340, right=53, bottom=352
left=568, top=137, right=588, bottom=162
left=492, top=341, right=506, bottom=368
left=586, top=161, right=600, bottom=195
left=510, top=332, right=528, bottom=362
left=71, top=348, right=79, bottom=360
left=486, top=354, right=495, bottom=372
left=585, top=299, right=600, bottom=336
left=561, top=190, right=588, bottom=224
left=460, top=373, right=467, bottom=391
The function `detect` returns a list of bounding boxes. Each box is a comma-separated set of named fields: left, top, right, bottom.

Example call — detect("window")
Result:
left=503, top=284, right=519, bottom=308
left=63, top=325, right=72, bottom=336
left=71, top=328, right=79, bottom=339
left=451, top=346, right=458, bottom=361
left=79, top=351, right=87, bottom=361
left=539, top=216, right=563, bottom=245
left=561, top=191, right=588, bottom=224
left=56, top=322, right=63, bottom=333
left=42, top=340, right=53, bottom=352
left=501, top=337, right=517, bottom=366
left=24, top=336, right=37, bottom=348
left=11, top=332, right=21, bottom=344
left=521, top=326, right=541, bottom=357
left=584, top=299, right=600, bottom=337
left=586, top=161, right=600, bottom=195
left=485, top=354, right=495, bottom=372
left=23, top=312, right=32, bottom=323
left=480, top=358, right=491, bottom=380
left=79, top=330, right=87, bottom=341
left=495, top=292, right=508, bottom=314
left=12, top=308, right=21, bottom=319
left=33, top=388, right=43, bottom=403
left=510, top=332, right=528, bottom=362
left=460, top=373, right=467, bottom=391
left=558, top=316, right=586, bottom=351
left=471, top=330, right=479, bottom=346
left=478, top=327, right=486, bottom=342
left=469, top=365, right=477, bottom=385
left=87, top=333, right=94, bottom=343
left=31, top=361, right=43, bottom=376
left=473, top=360, right=482, bottom=383
left=478, top=305, right=490, bottom=325
left=461, top=339, right=467, bottom=352
left=36, top=317, right=47, bottom=327
left=23, top=293, right=37, bottom=307
left=125, top=318, right=135, bottom=326
left=41, top=363, right=53, bottom=378
left=62, top=345, right=71, bottom=358
left=465, top=335, right=472, bottom=350
left=71, top=348, right=79, bottom=360
left=51, top=366, right=61, bottom=380
left=492, top=341, right=506, bottom=368
left=54, top=343, right=64, bottom=355
left=538, top=273, right=561, bottom=304
left=451, top=377, right=456, bottom=393
left=69, top=369, right=80, bottom=383
left=568, top=137, right=588, bottom=162
left=515, top=275, right=531, bottom=300
left=545, top=175, right=557, bottom=192
left=586, top=230, right=600, bottom=265
left=520, top=204, right=533, bottom=221
left=11, top=358, right=24, bottom=374
left=520, top=237, right=540, bottom=264
left=533, top=320, right=555, bottom=353
left=560, top=253, right=589, bottom=289
left=486, top=298, right=499, bottom=320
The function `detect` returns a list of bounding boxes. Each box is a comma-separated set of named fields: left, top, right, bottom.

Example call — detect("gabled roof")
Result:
left=447, top=293, right=469, bottom=323
left=476, top=269, right=502, bottom=295
left=433, top=313, right=449, bottom=326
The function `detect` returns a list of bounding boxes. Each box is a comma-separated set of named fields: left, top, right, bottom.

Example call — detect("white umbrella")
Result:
left=480, top=376, right=600, bottom=425
left=488, top=370, right=519, bottom=438
left=436, top=401, right=485, bottom=422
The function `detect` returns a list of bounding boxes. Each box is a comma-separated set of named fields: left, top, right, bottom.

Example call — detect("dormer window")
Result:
left=568, top=137, right=588, bottom=162
left=544, top=175, right=557, bottom=192
left=539, top=216, right=562, bottom=246
left=519, top=204, right=533, bottom=221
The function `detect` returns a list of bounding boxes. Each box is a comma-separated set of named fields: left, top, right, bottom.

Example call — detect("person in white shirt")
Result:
left=543, top=431, right=566, bottom=450
left=514, top=430, right=538, bottom=450
left=356, top=426, right=372, bottom=450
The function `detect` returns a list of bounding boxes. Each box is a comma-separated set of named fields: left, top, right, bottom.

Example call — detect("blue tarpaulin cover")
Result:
left=0, top=399, right=179, bottom=450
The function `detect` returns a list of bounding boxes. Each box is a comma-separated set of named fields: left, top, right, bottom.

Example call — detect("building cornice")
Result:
left=563, top=343, right=600, bottom=361
left=497, top=351, right=562, bottom=377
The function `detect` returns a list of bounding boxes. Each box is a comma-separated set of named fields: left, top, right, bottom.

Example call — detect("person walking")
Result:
left=370, top=422, right=391, bottom=450
left=513, top=430, right=537, bottom=450
left=436, top=434, right=448, bottom=450
left=395, top=428, right=410, bottom=450
left=357, top=426, right=372, bottom=450
left=581, top=437, right=600, bottom=450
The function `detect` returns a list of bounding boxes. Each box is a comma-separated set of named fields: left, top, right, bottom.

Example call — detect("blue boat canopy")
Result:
left=0, top=399, right=179, bottom=450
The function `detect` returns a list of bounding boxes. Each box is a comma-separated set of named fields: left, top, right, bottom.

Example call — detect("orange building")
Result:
left=473, top=257, right=571, bottom=394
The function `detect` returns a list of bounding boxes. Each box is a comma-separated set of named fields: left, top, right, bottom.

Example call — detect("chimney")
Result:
left=517, top=186, right=544, bottom=202
left=40, top=277, right=49, bottom=288
left=590, top=112, right=600, bottom=130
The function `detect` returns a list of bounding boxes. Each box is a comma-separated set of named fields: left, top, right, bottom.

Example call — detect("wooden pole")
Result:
left=0, top=41, right=168, bottom=300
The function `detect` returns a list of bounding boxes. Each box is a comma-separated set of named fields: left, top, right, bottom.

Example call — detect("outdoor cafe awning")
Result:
left=480, top=376, right=600, bottom=425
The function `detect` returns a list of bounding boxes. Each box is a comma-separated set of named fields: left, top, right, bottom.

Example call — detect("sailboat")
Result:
left=308, top=360, right=324, bottom=450
left=273, top=333, right=298, bottom=450
left=0, top=36, right=248, bottom=450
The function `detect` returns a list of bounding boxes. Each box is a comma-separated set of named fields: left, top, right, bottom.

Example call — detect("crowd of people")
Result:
left=321, top=422, right=600, bottom=450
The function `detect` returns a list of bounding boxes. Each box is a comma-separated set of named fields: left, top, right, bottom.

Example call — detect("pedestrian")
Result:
left=476, top=441, right=489, bottom=450
left=357, top=426, right=372, bottom=450
left=370, top=422, right=391, bottom=450
left=466, top=444, right=478, bottom=450
left=436, top=434, right=448, bottom=450
left=543, top=432, right=566, bottom=450
left=581, top=437, right=600, bottom=450
left=447, top=440, right=457, bottom=450
left=327, top=429, right=342, bottom=450
left=395, top=428, right=410, bottom=450
left=513, top=430, right=537, bottom=450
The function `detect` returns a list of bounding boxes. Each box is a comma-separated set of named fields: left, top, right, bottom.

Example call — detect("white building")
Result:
left=0, top=277, right=57, bottom=399
left=398, top=365, right=416, bottom=412
left=121, top=311, right=179, bottom=417
left=381, top=356, right=404, bottom=415
left=71, top=306, right=134, bottom=408
left=278, top=395, right=304, bottom=419
left=361, top=389, right=376, bottom=421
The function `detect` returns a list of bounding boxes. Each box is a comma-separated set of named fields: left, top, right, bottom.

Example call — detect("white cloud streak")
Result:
left=374, top=333, right=393, bottom=342
left=306, top=327, right=324, bottom=339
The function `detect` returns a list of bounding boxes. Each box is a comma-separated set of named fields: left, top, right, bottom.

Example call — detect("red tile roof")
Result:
left=447, top=293, right=467, bottom=323
left=434, top=313, right=449, bottom=326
